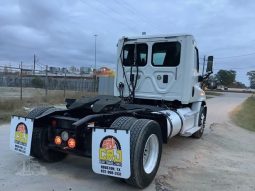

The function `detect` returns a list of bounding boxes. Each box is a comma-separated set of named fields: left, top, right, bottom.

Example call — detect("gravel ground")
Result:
left=0, top=92, right=254, bottom=191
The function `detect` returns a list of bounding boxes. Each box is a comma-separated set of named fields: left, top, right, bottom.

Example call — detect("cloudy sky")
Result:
left=0, top=0, right=255, bottom=85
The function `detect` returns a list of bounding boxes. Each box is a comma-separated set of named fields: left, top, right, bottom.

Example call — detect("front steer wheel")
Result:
left=192, top=106, right=206, bottom=138
left=127, top=118, right=163, bottom=188
left=27, top=107, right=67, bottom=162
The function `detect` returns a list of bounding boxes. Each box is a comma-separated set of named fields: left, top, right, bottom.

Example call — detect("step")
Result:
left=180, top=126, right=201, bottom=137
left=184, top=111, right=198, bottom=117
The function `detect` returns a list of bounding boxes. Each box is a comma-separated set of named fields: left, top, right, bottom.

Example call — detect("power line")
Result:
left=80, top=0, right=162, bottom=34
left=214, top=52, right=255, bottom=59
left=214, top=66, right=253, bottom=70
left=200, top=51, right=255, bottom=60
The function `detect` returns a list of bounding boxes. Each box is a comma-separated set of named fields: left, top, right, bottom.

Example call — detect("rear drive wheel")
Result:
left=109, top=116, right=138, bottom=183
left=192, top=106, right=206, bottom=138
left=27, top=107, right=67, bottom=162
left=127, top=119, right=162, bottom=188
left=110, top=116, right=137, bottom=130
left=26, top=106, right=54, bottom=119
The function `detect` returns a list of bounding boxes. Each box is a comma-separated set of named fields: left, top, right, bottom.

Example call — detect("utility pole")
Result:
left=64, top=70, right=66, bottom=98
left=33, top=54, right=36, bottom=75
left=202, top=55, right=206, bottom=75
left=94, top=34, right=97, bottom=92
left=94, top=34, right=97, bottom=71
left=20, top=61, right=23, bottom=101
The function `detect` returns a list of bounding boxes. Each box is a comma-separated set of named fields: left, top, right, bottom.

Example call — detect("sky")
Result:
left=0, top=0, right=255, bottom=85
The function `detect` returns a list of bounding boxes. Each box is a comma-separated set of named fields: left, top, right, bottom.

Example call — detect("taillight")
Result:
left=54, top=136, right=62, bottom=145
left=67, top=138, right=76, bottom=149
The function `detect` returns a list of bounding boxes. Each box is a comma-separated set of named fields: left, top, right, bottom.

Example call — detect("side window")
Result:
left=152, top=42, right=181, bottom=67
left=195, top=47, right=199, bottom=72
left=123, top=43, right=148, bottom=66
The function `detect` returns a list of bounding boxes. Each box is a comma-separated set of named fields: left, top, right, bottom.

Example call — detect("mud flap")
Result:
left=10, top=116, right=34, bottom=156
left=92, top=128, right=131, bottom=179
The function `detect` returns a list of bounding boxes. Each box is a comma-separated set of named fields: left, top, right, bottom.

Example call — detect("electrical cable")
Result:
left=130, top=43, right=138, bottom=101
left=133, top=44, right=139, bottom=99
left=119, top=38, right=132, bottom=97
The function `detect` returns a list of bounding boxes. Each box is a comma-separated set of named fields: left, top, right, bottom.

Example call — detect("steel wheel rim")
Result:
left=143, top=134, right=159, bottom=174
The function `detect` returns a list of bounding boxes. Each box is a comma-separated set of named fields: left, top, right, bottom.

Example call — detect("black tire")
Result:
left=192, top=106, right=206, bottom=138
left=127, top=119, right=163, bottom=188
left=109, top=117, right=138, bottom=183
left=110, top=116, right=138, bottom=130
left=27, top=107, right=67, bottom=162
left=26, top=106, right=54, bottom=119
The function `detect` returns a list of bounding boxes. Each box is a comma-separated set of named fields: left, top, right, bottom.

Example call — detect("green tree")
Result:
left=247, top=71, right=255, bottom=89
left=215, top=70, right=236, bottom=86
left=31, top=76, right=44, bottom=88
left=230, top=81, right=246, bottom=89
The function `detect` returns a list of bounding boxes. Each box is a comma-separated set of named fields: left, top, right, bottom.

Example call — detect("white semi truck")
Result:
left=10, top=34, right=213, bottom=188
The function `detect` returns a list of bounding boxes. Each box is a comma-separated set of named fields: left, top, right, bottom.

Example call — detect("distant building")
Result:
left=68, top=66, right=79, bottom=74
left=22, top=68, right=33, bottom=75
left=49, top=67, right=60, bottom=74
left=61, top=68, right=68, bottom=74
left=80, top=67, right=93, bottom=75
left=96, top=67, right=115, bottom=77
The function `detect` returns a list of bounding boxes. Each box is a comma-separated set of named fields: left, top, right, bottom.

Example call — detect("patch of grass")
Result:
left=231, top=96, right=255, bottom=131
left=0, top=99, right=23, bottom=110
left=0, top=90, right=97, bottom=123
left=0, top=100, right=28, bottom=123
left=205, top=91, right=223, bottom=96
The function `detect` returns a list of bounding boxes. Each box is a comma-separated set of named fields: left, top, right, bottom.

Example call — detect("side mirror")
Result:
left=206, top=56, right=213, bottom=73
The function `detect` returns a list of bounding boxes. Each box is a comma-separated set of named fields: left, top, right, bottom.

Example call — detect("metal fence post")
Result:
left=20, top=61, right=23, bottom=101
left=45, top=65, right=48, bottom=97
left=64, top=71, right=66, bottom=98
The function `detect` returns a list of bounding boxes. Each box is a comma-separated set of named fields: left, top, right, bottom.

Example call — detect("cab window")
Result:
left=152, top=42, right=181, bottom=67
left=123, top=43, right=148, bottom=66
left=195, top=47, right=199, bottom=72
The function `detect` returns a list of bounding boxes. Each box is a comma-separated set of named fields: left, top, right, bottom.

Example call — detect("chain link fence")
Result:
left=0, top=66, right=99, bottom=103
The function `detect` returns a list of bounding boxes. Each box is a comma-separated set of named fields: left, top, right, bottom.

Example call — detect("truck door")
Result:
left=120, top=40, right=182, bottom=100
left=135, top=41, right=182, bottom=99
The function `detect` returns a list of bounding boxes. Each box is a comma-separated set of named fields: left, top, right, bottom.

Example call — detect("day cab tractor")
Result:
left=10, top=34, right=213, bottom=188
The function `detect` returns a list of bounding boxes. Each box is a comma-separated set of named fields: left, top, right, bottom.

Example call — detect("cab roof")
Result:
left=120, top=34, right=194, bottom=41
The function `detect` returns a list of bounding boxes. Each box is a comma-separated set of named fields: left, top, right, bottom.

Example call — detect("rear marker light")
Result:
left=54, top=136, right=62, bottom=145
left=68, top=138, right=76, bottom=149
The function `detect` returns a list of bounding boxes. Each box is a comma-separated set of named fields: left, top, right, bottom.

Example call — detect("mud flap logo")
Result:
left=10, top=117, right=34, bottom=156
left=15, top=123, right=28, bottom=147
left=92, top=129, right=130, bottom=178
left=99, top=136, right=122, bottom=166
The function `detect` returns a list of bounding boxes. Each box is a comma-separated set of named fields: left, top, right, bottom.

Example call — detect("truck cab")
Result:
left=114, top=34, right=208, bottom=104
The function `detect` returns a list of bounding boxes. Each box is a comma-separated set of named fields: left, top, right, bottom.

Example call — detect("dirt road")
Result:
left=0, top=92, right=254, bottom=191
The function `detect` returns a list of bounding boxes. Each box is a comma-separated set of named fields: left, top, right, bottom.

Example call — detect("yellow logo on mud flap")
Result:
left=15, top=123, right=28, bottom=146
left=99, top=136, right=122, bottom=166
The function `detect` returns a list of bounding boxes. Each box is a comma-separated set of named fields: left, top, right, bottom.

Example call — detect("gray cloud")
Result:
left=0, top=0, right=254, bottom=85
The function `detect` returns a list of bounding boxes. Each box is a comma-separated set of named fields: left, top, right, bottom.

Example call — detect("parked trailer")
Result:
left=10, top=34, right=213, bottom=188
